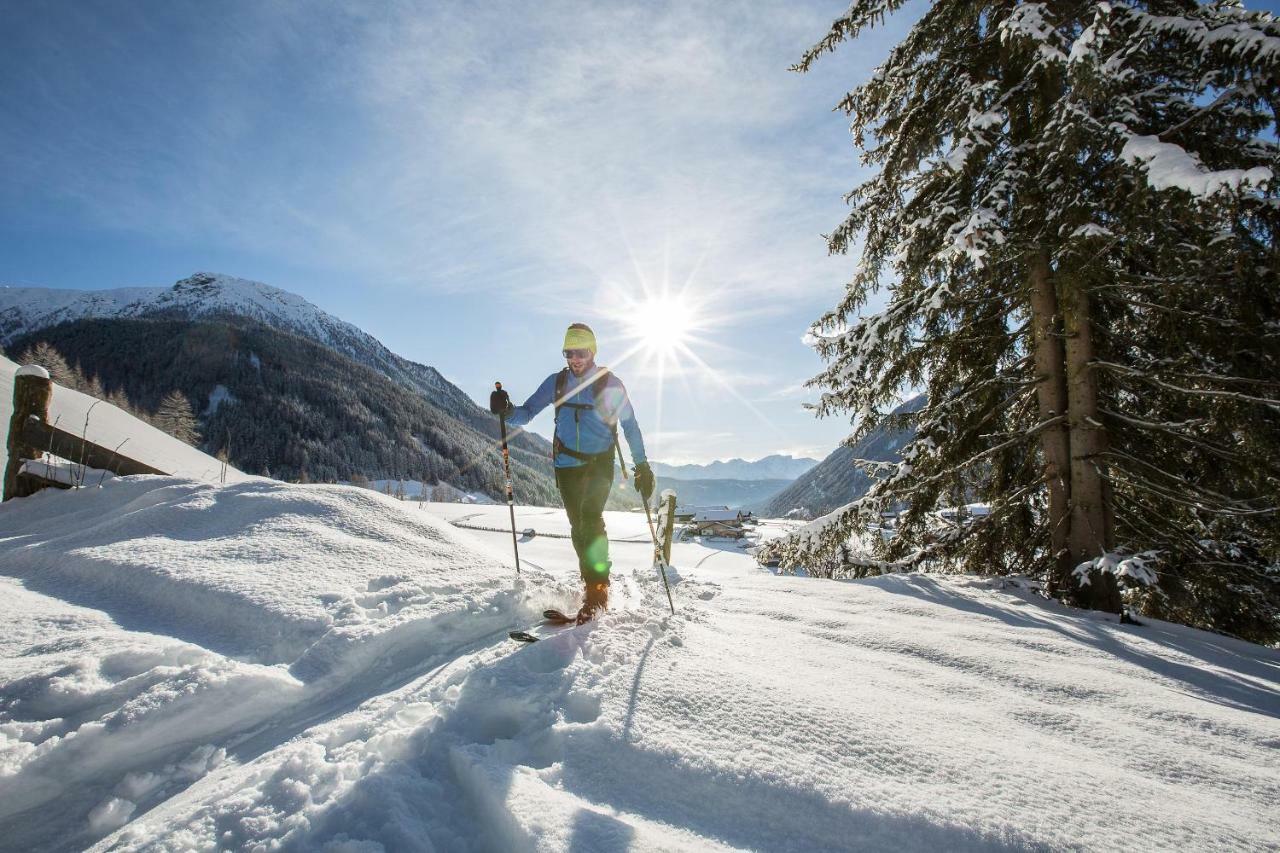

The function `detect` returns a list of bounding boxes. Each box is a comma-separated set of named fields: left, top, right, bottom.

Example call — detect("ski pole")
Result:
left=490, top=382, right=521, bottom=575
left=615, top=436, right=675, bottom=614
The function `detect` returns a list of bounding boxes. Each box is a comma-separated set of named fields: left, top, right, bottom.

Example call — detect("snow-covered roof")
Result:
left=693, top=509, right=741, bottom=522
left=1, top=354, right=249, bottom=484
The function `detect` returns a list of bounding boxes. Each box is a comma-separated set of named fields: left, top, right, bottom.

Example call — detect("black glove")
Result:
left=489, top=384, right=514, bottom=417
left=633, top=461, right=655, bottom=502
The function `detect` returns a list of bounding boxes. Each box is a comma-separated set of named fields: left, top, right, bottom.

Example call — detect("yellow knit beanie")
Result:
left=563, top=323, right=597, bottom=355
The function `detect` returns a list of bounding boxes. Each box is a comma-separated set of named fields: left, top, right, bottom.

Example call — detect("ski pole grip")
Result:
left=489, top=382, right=511, bottom=415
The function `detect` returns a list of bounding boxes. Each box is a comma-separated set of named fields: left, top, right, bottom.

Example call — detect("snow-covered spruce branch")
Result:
left=1114, top=4, right=1280, bottom=67
left=1107, top=471, right=1278, bottom=521
left=925, top=362, right=1037, bottom=411
left=1099, top=408, right=1245, bottom=462
left=912, top=320, right=1031, bottom=346
left=1116, top=129, right=1274, bottom=198
left=1107, top=494, right=1277, bottom=583
left=1111, top=369, right=1280, bottom=392
left=1102, top=449, right=1278, bottom=516
left=1092, top=361, right=1280, bottom=408
left=908, top=415, right=1066, bottom=494
left=1097, top=293, right=1253, bottom=324
left=790, top=0, right=906, bottom=73
left=1158, top=85, right=1245, bottom=141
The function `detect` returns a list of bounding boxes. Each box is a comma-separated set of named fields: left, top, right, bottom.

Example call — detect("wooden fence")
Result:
left=3, top=368, right=165, bottom=502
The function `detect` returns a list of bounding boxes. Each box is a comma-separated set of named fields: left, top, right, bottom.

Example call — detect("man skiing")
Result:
left=494, top=323, right=654, bottom=623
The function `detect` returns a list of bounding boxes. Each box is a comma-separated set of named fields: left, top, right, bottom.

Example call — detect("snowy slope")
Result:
left=0, top=354, right=248, bottom=483
left=1, top=481, right=1276, bottom=852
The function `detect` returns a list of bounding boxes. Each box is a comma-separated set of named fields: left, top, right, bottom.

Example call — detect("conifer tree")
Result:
left=83, top=374, right=106, bottom=400
left=18, top=341, right=75, bottom=386
left=154, top=390, right=201, bottom=445
left=769, top=0, right=1279, bottom=641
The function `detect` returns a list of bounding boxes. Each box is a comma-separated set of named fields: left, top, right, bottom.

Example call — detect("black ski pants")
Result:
left=555, top=453, right=614, bottom=585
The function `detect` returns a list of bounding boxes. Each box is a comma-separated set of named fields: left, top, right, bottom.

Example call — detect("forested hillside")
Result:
left=8, top=317, right=578, bottom=503
left=760, top=396, right=922, bottom=519
left=655, top=476, right=792, bottom=509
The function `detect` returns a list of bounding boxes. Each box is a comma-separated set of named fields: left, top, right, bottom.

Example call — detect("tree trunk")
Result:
left=1060, top=276, right=1119, bottom=612
left=1028, top=247, right=1073, bottom=594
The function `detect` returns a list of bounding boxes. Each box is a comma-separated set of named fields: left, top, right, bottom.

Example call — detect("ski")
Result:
left=509, top=608, right=578, bottom=643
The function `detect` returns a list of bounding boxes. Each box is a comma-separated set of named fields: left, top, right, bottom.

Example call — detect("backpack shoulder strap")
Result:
left=592, top=369, right=625, bottom=431
left=553, top=367, right=570, bottom=422
left=598, top=370, right=624, bottom=396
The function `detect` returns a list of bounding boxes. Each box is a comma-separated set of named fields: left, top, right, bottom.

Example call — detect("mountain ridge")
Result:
left=650, top=453, right=817, bottom=482
left=0, top=273, right=487, bottom=430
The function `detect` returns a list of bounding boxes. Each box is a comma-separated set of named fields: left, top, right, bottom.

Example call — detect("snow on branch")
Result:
left=938, top=208, right=1005, bottom=267
left=1119, top=134, right=1272, bottom=197
left=1074, top=550, right=1161, bottom=588
left=1093, top=360, right=1280, bottom=408
left=999, top=3, right=1069, bottom=64
left=1119, top=6, right=1280, bottom=65
left=792, top=0, right=907, bottom=73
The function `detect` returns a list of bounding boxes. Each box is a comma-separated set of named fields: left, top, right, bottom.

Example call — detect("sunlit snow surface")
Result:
left=0, top=482, right=1277, bottom=852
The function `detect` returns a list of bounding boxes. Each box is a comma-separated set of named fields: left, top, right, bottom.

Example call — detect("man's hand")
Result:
left=489, top=384, right=514, bottom=417
left=633, top=461, right=655, bottom=502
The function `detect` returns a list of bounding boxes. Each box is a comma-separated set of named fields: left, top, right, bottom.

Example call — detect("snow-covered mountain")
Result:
left=0, top=273, right=585, bottom=502
left=0, top=272, right=363, bottom=349
left=0, top=272, right=481, bottom=422
left=650, top=453, right=817, bottom=482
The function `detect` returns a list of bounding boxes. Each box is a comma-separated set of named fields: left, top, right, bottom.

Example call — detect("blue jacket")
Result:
left=507, top=367, right=648, bottom=469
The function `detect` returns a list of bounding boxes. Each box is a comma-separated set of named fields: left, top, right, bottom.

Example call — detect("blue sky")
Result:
left=6, top=1, right=1272, bottom=464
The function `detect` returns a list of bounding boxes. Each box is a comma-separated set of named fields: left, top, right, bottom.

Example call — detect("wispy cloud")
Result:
left=752, top=382, right=814, bottom=403
left=351, top=0, right=859, bottom=313
left=4, top=0, right=865, bottom=313
left=2, top=0, right=911, bottom=464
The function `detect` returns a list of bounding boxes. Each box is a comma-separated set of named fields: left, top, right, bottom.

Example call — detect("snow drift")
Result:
left=0, top=481, right=1277, bottom=852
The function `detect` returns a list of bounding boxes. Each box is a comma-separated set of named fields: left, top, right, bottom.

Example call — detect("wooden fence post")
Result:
left=662, top=492, right=677, bottom=564
left=4, top=366, right=53, bottom=502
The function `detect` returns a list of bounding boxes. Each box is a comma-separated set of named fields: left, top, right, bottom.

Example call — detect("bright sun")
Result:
left=626, top=295, right=694, bottom=355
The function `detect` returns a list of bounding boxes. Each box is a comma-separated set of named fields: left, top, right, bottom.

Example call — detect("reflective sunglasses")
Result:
left=562, top=348, right=592, bottom=359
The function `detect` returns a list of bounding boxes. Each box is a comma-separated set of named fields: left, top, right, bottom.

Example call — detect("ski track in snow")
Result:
left=0, top=482, right=1277, bottom=852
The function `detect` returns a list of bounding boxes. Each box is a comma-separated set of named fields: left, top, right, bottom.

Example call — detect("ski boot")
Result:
left=576, top=581, right=609, bottom=624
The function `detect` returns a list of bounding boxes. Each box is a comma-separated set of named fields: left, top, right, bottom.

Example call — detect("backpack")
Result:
left=552, top=367, right=624, bottom=462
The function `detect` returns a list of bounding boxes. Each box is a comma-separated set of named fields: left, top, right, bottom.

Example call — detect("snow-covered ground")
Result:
left=1, top=480, right=1277, bottom=852
left=363, top=480, right=495, bottom=505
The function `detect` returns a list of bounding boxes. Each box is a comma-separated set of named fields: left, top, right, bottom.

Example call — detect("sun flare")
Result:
left=627, top=295, right=694, bottom=355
